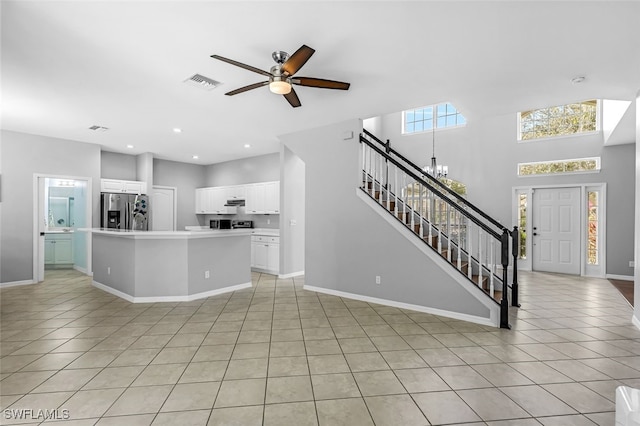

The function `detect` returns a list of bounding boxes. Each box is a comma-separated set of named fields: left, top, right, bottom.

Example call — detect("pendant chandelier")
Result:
left=425, top=128, right=448, bottom=178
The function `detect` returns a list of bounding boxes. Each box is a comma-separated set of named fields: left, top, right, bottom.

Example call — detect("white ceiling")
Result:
left=2, top=1, right=639, bottom=165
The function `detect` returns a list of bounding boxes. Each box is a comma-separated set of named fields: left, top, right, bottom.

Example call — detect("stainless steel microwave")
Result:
left=210, top=219, right=232, bottom=229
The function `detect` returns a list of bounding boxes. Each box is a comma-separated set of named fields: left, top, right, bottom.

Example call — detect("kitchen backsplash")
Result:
left=200, top=208, right=279, bottom=229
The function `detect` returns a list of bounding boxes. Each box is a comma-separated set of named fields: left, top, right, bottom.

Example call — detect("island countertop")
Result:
left=80, top=228, right=252, bottom=239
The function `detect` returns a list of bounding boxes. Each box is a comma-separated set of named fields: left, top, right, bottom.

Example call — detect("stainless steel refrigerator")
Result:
left=100, top=193, right=149, bottom=230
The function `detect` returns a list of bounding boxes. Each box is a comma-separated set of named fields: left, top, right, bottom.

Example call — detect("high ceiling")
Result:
left=2, top=1, right=639, bottom=164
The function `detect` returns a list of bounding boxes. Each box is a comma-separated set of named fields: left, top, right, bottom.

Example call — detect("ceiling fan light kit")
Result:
left=211, top=44, right=350, bottom=108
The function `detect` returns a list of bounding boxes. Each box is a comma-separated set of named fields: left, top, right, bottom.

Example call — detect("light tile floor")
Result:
left=0, top=269, right=637, bottom=425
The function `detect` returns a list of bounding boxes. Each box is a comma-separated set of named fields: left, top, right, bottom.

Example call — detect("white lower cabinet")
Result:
left=251, top=236, right=279, bottom=274
left=44, top=233, right=73, bottom=265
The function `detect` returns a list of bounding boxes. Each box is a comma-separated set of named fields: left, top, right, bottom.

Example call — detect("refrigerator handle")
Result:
left=125, top=202, right=130, bottom=230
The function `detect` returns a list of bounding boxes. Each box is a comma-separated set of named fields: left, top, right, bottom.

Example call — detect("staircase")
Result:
left=359, top=130, right=520, bottom=329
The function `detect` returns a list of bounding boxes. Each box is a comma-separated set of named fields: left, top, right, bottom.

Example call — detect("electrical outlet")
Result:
left=631, top=261, right=636, bottom=268
left=375, top=276, right=381, bottom=285
left=205, top=270, right=210, bottom=279
left=267, top=219, right=271, bottom=225
left=107, top=267, right=111, bottom=275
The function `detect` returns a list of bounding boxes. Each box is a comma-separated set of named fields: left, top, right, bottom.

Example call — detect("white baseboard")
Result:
left=278, top=270, right=304, bottom=279
left=73, top=265, right=88, bottom=274
left=0, top=279, right=36, bottom=289
left=606, top=274, right=634, bottom=281
left=92, top=281, right=252, bottom=303
left=303, top=284, right=498, bottom=328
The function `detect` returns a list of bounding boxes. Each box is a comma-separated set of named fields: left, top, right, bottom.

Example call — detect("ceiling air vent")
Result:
left=88, top=125, right=109, bottom=132
left=184, top=74, right=221, bottom=91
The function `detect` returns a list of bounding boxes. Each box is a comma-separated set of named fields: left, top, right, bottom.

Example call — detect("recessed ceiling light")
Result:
left=173, top=128, right=182, bottom=133
left=244, top=144, right=251, bottom=148
left=192, top=155, right=199, bottom=160
left=126, top=144, right=134, bottom=149
left=570, top=76, right=586, bottom=84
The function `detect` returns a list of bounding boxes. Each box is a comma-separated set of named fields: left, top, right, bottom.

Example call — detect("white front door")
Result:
left=151, top=187, right=176, bottom=231
left=532, top=187, right=581, bottom=274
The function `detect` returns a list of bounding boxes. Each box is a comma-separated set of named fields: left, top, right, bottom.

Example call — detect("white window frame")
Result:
left=517, top=99, right=601, bottom=142
left=402, top=102, right=466, bottom=135
left=517, top=157, right=601, bottom=177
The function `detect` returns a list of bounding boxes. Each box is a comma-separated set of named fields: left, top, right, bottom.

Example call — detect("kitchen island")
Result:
left=85, top=228, right=252, bottom=302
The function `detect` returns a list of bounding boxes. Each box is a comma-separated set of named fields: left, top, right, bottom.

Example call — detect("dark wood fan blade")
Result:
left=292, top=77, right=350, bottom=90
left=281, top=45, right=315, bottom=76
left=283, top=88, right=301, bottom=108
left=211, top=55, right=272, bottom=77
left=225, top=81, right=269, bottom=96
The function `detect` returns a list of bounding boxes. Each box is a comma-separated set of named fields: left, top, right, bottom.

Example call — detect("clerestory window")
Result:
left=517, top=157, right=600, bottom=177
left=518, top=99, right=599, bottom=141
left=403, top=103, right=466, bottom=134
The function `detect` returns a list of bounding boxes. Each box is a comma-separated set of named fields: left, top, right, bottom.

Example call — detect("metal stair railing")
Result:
left=359, top=131, right=519, bottom=329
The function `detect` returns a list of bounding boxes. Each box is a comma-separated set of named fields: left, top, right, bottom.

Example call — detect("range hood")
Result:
left=224, top=198, right=245, bottom=206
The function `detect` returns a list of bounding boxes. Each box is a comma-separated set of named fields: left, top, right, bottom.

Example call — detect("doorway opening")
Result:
left=33, top=175, right=93, bottom=283
left=513, top=184, right=606, bottom=277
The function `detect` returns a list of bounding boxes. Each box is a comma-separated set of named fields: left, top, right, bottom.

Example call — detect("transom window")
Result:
left=517, top=157, right=600, bottom=177
left=403, top=103, right=466, bottom=134
left=518, top=99, right=598, bottom=141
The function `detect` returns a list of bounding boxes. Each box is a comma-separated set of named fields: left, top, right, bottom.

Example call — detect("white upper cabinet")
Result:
left=226, top=185, right=246, bottom=201
left=195, top=181, right=279, bottom=215
left=245, top=183, right=264, bottom=214
left=195, top=187, right=237, bottom=214
left=245, top=181, right=279, bottom=214
left=264, top=181, right=280, bottom=214
left=101, top=179, right=147, bottom=194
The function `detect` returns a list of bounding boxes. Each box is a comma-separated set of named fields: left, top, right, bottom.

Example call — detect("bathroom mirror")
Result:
left=48, top=196, right=73, bottom=227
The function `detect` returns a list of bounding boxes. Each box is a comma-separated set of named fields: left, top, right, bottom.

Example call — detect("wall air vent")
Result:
left=88, top=125, right=109, bottom=132
left=184, top=74, right=221, bottom=91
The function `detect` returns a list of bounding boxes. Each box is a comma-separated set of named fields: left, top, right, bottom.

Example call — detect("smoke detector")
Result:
left=184, top=74, right=221, bottom=91
left=88, top=125, right=109, bottom=132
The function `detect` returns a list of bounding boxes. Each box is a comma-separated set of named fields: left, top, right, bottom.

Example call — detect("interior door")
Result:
left=151, top=187, right=176, bottom=231
left=532, top=187, right=581, bottom=275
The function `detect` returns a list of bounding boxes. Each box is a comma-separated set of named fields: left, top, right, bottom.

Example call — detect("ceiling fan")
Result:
left=211, top=45, right=350, bottom=108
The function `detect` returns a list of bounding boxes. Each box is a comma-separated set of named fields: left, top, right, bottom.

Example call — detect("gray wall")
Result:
left=0, top=130, right=101, bottom=283
left=281, top=119, right=494, bottom=322
left=101, top=151, right=137, bottom=180
left=153, top=159, right=206, bottom=231
left=205, top=153, right=280, bottom=186
left=373, top=110, right=636, bottom=276
left=280, top=145, right=305, bottom=275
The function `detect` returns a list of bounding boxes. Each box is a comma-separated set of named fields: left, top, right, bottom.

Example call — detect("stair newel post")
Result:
left=511, top=226, right=521, bottom=307
left=500, top=228, right=511, bottom=329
